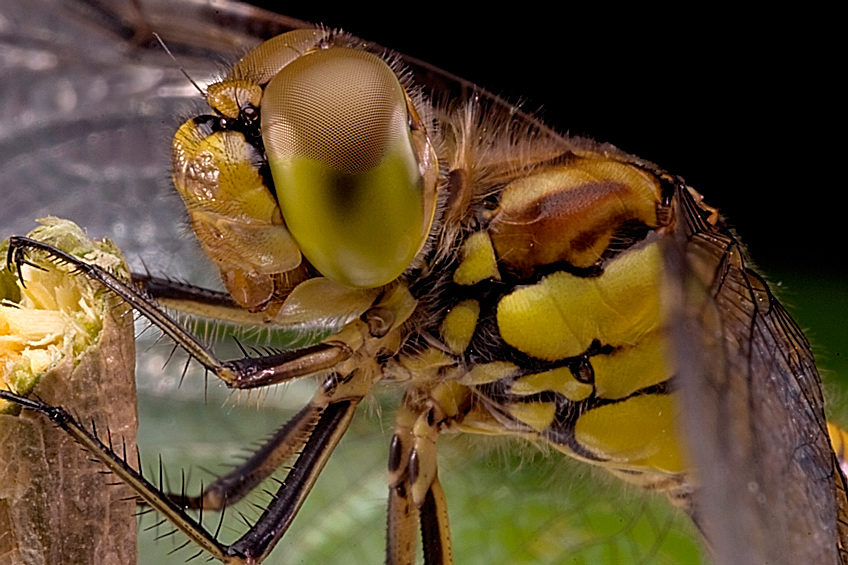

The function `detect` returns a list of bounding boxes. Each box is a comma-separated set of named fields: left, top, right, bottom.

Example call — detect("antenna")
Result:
left=153, top=32, right=205, bottom=96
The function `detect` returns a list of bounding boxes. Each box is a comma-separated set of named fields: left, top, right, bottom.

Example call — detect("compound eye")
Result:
left=261, top=48, right=438, bottom=288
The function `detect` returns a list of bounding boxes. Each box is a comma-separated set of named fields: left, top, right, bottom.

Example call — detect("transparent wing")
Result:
left=667, top=186, right=848, bottom=564
left=0, top=0, right=306, bottom=276
left=0, top=0, right=558, bottom=269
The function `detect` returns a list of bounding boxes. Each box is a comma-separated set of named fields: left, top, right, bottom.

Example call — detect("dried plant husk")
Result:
left=0, top=218, right=138, bottom=565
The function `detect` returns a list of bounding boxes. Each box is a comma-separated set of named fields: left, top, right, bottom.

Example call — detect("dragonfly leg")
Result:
left=0, top=367, right=372, bottom=564
left=6, top=236, right=354, bottom=389
left=169, top=368, right=370, bottom=513
left=0, top=388, right=234, bottom=562
left=131, top=272, right=264, bottom=325
left=387, top=386, right=462, bottom=565
left=225, top=369, right=372, bottom=562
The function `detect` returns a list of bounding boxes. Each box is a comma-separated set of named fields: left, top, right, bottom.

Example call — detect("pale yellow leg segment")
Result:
left=387, top=396, right=421, bottom=565
left=387, top=480, right=418, bottom=565
left=386, top=385, right=464, bottom=565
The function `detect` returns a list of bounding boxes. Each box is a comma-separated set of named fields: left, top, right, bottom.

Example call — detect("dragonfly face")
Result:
left=172, top=29, right=439, bottom=300
left=1, top=2, right=846, bottom=564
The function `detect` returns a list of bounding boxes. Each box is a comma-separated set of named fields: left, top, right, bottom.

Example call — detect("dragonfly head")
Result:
left=172, top=29, right=438, bottom=306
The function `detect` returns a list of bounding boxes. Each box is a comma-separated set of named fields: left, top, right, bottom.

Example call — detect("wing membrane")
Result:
left=667, top=185, right=848, bottom=563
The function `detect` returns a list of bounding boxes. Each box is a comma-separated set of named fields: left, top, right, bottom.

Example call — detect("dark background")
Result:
left=249, top=6, right=841, bottom=278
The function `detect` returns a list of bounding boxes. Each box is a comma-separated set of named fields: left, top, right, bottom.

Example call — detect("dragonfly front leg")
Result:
left=6, top=236, right=353, bottom=389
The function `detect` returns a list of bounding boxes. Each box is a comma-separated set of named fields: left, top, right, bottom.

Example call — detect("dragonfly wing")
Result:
left=0, top=0, right=308, bottom=270
left=666, top=184, right=848, bottom=564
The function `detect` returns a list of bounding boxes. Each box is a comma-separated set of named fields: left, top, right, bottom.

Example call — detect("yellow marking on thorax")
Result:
left=453, top=231, right=500, bottom=285
left=440, top=300, right=480, bottom=354
left=510, top=367, right=593, bottom=401
left=508, top=402, right=557, bottom=432
left=497, top=243, right=663, bottom=361
left=592, top=330, right=672, bottom=400
left=489, top=158, right=662, bottom=272
left=458, top=361, right=518, bottom=386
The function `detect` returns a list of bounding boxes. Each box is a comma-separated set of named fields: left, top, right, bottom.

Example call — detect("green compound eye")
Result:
left=262, top=48, right=438, bottom=288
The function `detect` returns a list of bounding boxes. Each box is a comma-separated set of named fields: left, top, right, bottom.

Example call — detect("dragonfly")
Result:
left=1, top=1, right=846, bottom=564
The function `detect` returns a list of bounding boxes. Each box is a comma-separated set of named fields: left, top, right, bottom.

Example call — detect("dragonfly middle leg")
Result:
left=387, top=381, right=477, bottom=565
